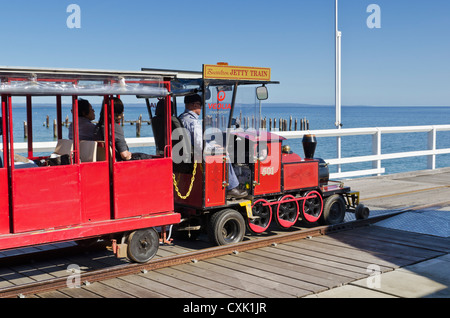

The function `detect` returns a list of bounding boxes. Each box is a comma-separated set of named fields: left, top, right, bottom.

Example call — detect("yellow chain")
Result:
left=172, top=161, right=197, bottom=199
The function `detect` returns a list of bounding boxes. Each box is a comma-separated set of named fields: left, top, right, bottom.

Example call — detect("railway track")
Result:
left=0, top=197, right=449, bottom=298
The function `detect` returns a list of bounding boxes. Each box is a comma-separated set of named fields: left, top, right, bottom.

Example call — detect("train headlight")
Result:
left=282, top=145, right=292, bottom=154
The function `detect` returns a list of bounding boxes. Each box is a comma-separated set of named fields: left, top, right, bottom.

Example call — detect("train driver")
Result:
left=178, top=94, right=248, bottom=199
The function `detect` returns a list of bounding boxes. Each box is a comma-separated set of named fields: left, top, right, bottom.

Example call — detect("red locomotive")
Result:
left=147, top=63, right=369, bottom=246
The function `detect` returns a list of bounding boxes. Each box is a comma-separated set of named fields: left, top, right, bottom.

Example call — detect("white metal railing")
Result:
left=10, top=124, right=450, bottom=179
left=279, top=124, right=450, bottom=178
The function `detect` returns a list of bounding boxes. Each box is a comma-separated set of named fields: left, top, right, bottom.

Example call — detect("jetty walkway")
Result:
left=307, top=167, right=450, bottom=297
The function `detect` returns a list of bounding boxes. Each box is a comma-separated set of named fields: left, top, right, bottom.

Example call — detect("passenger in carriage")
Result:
left=179, top=94, right=248, bottom=199
left=94, top=97, right=151, bottom=161
left=68, top=98, right=96, bottom=141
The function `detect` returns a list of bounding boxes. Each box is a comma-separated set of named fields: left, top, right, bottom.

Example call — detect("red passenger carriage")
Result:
left=0, top=67, right=179, bottom=263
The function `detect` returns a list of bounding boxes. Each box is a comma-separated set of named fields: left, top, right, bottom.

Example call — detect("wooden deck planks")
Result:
left=135, top=269, right=228, bottom=298
left=341, top=226, right=450, bottom=252
left=25, top=225, right=450, bottom=298
left=175, top=261, right=288, bottom=298
left=246, top=247, right=367, bottom=279
left=155, top=267, right=257, bottom=298
left=285, top=237, right=423, bottom=268
left=169, top=263, right=262, bottom=298
left=316, top=231, right=446, bottom=261
left=219, top=251, right=349, bottom=290
left=119, top=274, right=195, bottom=298
left=202, top=258, right=299, bottom=297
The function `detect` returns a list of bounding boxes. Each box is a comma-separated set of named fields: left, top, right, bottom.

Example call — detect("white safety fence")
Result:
left=279, top=124, right=450, bottom=178
left=10, top=124, right=450, bottom=179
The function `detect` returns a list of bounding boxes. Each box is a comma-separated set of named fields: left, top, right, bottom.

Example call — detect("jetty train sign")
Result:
left=203, top=64, right=271, bottom=81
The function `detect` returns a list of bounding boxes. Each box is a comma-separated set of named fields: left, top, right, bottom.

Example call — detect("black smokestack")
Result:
left=302, top=134, right=317, bottom=159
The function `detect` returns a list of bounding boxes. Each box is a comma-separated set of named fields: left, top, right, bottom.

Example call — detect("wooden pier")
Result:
left=0, top=168, right=442, bottom=301
left=0, top=168, right=449, bottom=299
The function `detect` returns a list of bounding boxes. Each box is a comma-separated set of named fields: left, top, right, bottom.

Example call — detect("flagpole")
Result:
left=335, top=0, right=342, bottom=173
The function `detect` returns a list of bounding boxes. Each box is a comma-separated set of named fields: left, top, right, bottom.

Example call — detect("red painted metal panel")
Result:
left=0, top=169, right=10, bottom=234
left=0, top=212, right=180, bottom=251
left=283, top=161, right=319, bottom=191
left=173, top=164, right=203, bottom=208
left=204, top=155, right=226, bottom=207
left=12, top=165, right=81, bottom=233
left=282, top=152, right=302, bottom=163
left=113, top=158, right=174, bottom=219
left=80, top=162, right=110, bottom=223
left=253, top=142, right=281, bottom=196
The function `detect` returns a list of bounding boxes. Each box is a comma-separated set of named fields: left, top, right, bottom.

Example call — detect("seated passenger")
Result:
left=68, top=98, right=96, bottom=141
left=94, top=97, right=151, bottom=161
left=179, top=94, right=248, bottom=199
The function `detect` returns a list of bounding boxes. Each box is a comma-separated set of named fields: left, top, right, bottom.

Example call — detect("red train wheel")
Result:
left=248, top=199, right=272, bottom=234
left=275, top=195, right=299, bottom=229
left=302, top=190, right=323, bottom=223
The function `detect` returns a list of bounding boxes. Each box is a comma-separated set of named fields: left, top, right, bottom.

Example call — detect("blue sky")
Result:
left=1, top=0, right=449, bottom=106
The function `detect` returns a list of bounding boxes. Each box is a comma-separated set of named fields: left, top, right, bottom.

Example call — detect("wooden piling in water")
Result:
left=136, top=114, right=142, bottom=137
left=53, top=119, right=57, bottom=138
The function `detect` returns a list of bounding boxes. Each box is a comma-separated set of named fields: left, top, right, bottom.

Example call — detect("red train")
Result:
left=0, top=64, right=369, bottom=263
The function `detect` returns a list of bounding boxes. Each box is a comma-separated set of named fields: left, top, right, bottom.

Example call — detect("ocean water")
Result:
left=9, top=103, right=450, bottom=176
left=258, top=105, right=450, bottom=175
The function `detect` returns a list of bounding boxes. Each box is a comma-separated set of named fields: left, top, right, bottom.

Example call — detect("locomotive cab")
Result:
left=156, top=63, right=369, bottom=246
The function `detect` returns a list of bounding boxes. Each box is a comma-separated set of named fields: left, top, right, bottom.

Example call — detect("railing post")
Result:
left=336, top=136, right=341, bottom=174
left=372, top=129, right=382, bottom=175
left=427, top=127, right=436, bottom=170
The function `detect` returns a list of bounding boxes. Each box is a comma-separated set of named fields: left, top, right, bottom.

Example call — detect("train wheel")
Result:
left=319, top=194, right=346, bottom=225
left=208, top=209, right=246, bottom=246
left=248, top=199, right=272, bottom=234
left=127, top=228, right=159, bottom=263
left=355, top=203, right=370, bottom=220
left=275, top=195, right=299, bottom=229
left=302, top=190, right=323, bottom=224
